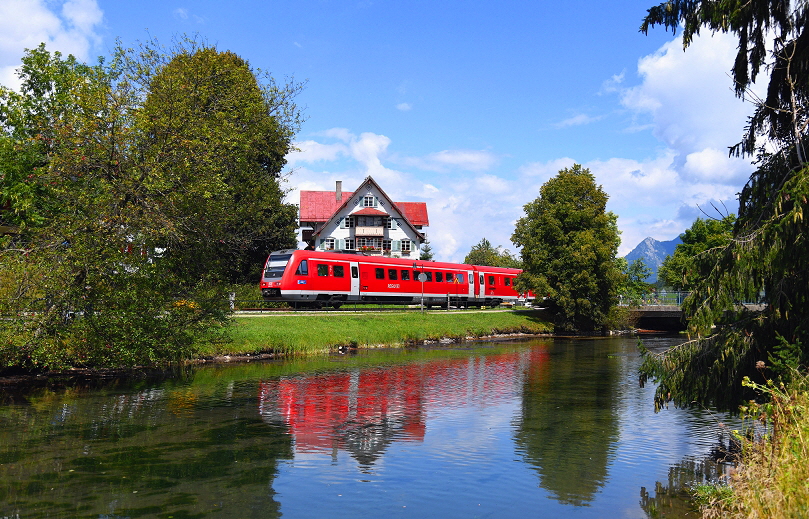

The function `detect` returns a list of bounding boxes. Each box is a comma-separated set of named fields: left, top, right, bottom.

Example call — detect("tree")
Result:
left=0, top=38, right=303, bottom=370
left=463, top=237, right=522, bottom=268
left=616, top=257, right=652, bottom=306
left=639, top=2, right=809, bottom=410
left=419, top=239, right=434, bottom=261
left=657, top=215, right=736, bottom=290
left=512, top=164, right=622, bottom=332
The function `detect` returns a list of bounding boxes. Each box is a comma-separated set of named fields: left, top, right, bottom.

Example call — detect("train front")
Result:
left=260, top=249, right=296, bottom=301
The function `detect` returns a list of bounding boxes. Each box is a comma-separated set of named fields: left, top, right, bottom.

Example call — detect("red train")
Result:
left=259, top=249, right=531, bottom=309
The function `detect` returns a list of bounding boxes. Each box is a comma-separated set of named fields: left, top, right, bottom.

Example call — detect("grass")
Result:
left=199, top=309, right=552, bottom=356
left=697, top=374, right=809, bottom=519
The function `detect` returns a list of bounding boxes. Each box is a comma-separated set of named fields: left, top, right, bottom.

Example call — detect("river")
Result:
left=0, top=336, right=737, bottom=518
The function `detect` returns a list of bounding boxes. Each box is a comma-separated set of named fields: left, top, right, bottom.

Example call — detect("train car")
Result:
left=260, top=249, right=529, bottom=308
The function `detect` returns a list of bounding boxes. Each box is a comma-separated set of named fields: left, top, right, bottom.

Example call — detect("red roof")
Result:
left=352, top=207, right=389, bottom=216
left=300, top=190, right=429, bottom=226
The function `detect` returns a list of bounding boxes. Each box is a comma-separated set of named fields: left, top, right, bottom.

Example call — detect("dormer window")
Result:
left=363, top=195, right=375, bottom=207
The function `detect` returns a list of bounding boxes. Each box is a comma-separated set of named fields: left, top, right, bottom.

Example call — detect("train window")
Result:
left=446, top=272, right=454, bottom=282
left=488, top=275, right=495, bottom=285
left=351, top=266, right=359, bottom=278
left=295, top=260, right=308, bottom=276
left=426, top=272, right=433, bottom=282
left=479, top=274, right=484, bottom=284
left=317, top=264, right=329, bottom=277
left=457, top=273, right=466, bottom=283
left=505, top=277, right=511, bottom=286
left=334, top=265, right=345, bottom=278
left=388, top=269, right=398, bottom=280
left=413, top=270, right=421, bottom=280
left=375, top=268, right=385, bottom=279
left=401, top=270, right=410, bottom=281
left=436, top=272, right=443, bottom=283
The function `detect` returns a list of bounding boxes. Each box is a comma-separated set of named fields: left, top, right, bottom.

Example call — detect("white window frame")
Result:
left=401, top=240, right=411, bottom=253
left=345, top=238, right=355, bottom=250
left=324, top=238, right=335, bottom=250
left=383, top=239, right=391, bottom=251
left=363, top=195, right=375, bottom=207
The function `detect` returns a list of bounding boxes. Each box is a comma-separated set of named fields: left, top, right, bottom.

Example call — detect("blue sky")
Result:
left=0, top=0, right=758, bottom=260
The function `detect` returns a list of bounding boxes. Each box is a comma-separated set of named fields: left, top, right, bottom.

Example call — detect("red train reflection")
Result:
left=259, top=347, right=550, bottom=463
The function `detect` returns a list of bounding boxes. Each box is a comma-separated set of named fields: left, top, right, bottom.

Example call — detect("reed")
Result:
left=696, top=373, right=809, bottom=519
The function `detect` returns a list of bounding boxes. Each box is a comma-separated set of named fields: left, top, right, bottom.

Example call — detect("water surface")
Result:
left=0, top=336, right=735, bottom=518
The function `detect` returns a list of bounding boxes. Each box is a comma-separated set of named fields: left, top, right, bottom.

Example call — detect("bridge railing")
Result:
left=619, top=291, right=691, bottom=307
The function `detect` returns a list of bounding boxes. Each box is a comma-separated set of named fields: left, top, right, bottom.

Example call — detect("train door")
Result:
left=467, top=270, right=474, bottom=297
left=350, top=261, right=360, bottom=297
left=478, top=272, right=485, bottom=299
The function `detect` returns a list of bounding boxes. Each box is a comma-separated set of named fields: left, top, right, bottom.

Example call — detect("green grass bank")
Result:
left=201, top=309, right=552, bottom=357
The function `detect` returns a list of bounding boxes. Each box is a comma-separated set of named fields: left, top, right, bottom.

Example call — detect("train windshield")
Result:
left=264, top=253, right=292, bottom=279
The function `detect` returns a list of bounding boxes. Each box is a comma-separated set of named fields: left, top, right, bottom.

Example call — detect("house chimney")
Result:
left=336, top=181, right=342, bottom=202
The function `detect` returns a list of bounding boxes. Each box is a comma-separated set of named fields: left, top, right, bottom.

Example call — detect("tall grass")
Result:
left=697, top=374, right=809, bottom=518
left=200, top=310, right=551, bottom=356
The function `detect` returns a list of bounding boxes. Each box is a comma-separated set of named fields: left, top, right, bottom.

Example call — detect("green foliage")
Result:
left=616, top=257, right=652, bottom=306
left=463, top=237, right=522, bottom=268
left=639, top=2, right=809, bottom=411
left=512, top=164, right=622, bottom=332
left=0, top=38, right=302, bottom=370
left=657, top=215, right=735, bottom=290
left=419, top=238, right=434, bottom=261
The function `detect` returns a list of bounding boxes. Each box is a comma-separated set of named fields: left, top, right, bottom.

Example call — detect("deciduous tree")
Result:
left=657, top=215, right=735, bottom=291
left=512, top=164, right=622, bottom=332
left=0, top=38, right=302, bottom=370
left=463, top=238, right=521, bottom=268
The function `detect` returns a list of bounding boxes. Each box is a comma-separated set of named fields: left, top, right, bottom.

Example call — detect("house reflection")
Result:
left=258, top=348, right=545, bottom=470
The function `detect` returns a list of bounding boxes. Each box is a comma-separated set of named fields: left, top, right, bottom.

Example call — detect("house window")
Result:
left=436, top=272, right=443, bottom=283
left=324, top=238, right=335, bottom=250
left=295, top=260, right=308, bottom=276
left=334, top=265, right=345, bottom=278
left=317, top=264, right=329, bottom=276
left=386, top=218, right=395, bottom=229
left=388, top=269, right=398, bottom=280
left=401, top=240, right=411, bottom=253
left=345, top=238, right=355, bottom=250
left=363, top=195, right=375, bottom=207
left=356, top=215, right=383, bottom=227
left=383, top=239, right=391, bottom=251
left=375, top=268, right=385, bottom=279
left=401, top=270, right=410, bottom=281
left=345, top=216, right=354, bottom=228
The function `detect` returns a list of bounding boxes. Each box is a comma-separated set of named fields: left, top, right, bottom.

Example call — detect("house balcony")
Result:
left=355, top=226, right=385, bottom=237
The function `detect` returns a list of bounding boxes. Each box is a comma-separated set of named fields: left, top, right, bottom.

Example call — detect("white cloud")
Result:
left=404, top=149, right=498, bottom=173
left=0, top=0, right=103, bottom=90
left=555, top=113, right=603, bottom=128
left=396, top=102, right=412, bottom=111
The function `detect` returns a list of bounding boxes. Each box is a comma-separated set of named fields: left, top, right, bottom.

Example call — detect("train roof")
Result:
left=277, top=249, right=521, bottom=273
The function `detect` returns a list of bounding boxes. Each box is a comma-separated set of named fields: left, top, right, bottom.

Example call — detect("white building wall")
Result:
left=315, top=185, right=422, bottom=258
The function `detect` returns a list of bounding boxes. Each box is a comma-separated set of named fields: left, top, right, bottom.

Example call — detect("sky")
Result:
left=0, top=0, right=760, bottom=261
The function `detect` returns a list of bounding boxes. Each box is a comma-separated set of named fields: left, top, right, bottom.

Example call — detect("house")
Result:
left=298, top=176, right=429, bottom=258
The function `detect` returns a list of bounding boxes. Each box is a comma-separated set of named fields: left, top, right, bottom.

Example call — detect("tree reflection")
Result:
left=0, top=379, right=293, bottom=518
left=513, top=339, right=620, bottom=506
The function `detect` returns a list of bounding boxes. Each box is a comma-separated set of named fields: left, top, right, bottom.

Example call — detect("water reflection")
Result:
left=514, top=339, right=619, bottom=506
left=0, top=338, right=738, bottom=519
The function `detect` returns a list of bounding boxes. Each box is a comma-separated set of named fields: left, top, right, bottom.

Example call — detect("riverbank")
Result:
left=200, top=308, right=553, bottom=357
left=695, top=376, right=809, bottom=519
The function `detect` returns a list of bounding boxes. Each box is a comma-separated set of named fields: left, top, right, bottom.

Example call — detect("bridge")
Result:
left=623, top=292, right=765, bottom=331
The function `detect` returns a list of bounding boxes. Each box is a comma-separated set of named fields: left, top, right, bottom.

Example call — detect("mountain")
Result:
left=624, top=236, right=682, bottom=284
